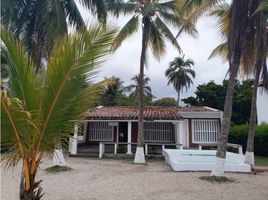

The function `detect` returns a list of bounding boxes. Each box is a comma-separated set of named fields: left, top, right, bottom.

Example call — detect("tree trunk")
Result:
left=211, top=49, right=241, bottom=176
left=177, top=91, right=180, bottom=106
left=245, top=64, right=262, bottom=165
left=134, top=16, right=150, bottom=164
left=20, top=168, right=43, bottom=200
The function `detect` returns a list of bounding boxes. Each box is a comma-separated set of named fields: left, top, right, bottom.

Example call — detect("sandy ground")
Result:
left=1, top=156, right=268, bottom=200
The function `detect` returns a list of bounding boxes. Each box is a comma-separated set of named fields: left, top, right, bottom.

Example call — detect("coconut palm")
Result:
left=209, top=2, right=268, bottom=166
left=177, top=0, right=265, bottom=176
left=111, top=0, right=197, bottom=163
left=1, top=25, right=116, bottom=200
left=165, top=56, right=195, bottom=106
left=124, top=74, right=154, bottom=104
left=1, top=0, right=120, bottom=72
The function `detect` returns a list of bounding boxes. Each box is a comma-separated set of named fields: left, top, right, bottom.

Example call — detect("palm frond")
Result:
left=208, top=42, right=228, bottom=61
left=112, top=15, right=139, bottom=52
left=64, top=0, right=86, bottom=29
left=148, top=20, right=166, bottom=60
left=1, top=29, right=41, bottom=111
left=154, top=16, right=182, bottom=53
left=38, top=24, right=117, bottom=152
left=176, top=0, right=218, bottom=37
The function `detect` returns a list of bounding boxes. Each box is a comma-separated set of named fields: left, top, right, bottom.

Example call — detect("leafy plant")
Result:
left=1, top=25, right=117, bottom=199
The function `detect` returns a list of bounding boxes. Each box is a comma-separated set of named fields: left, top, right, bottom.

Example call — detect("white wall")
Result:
left=257, top=90, right=268, bottom=124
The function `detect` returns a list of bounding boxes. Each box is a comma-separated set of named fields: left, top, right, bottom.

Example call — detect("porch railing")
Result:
left=98, top=142, right=182, bottom=159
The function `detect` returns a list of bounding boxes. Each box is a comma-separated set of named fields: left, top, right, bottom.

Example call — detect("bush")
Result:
left=228, top=123, right=268, bottom=156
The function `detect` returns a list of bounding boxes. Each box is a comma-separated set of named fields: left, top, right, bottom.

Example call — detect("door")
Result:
left=118, top=122, right=128, bottom=142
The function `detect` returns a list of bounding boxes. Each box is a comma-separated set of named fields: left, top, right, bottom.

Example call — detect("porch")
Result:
left=69, top=118, right=222, bottom=157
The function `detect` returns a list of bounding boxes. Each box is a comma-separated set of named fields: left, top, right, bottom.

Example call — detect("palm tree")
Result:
left=165, top=56, right=195, bottom=106
left=177, top=0, right=265, bottom=176
left=99, top=76, right=126, bottom=106
left=124, top=74, right=154, bottom=104
left=1, top=0, right=119, bottom=72
left=209, top=2, right=268, bottom=166
left=111, top=0, right=197, bottom=164
left=1, top=25, right=116, bottom=200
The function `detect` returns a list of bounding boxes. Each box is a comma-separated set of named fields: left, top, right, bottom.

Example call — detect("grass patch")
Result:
left=199, top=176, right=234, bottom=183
left=255, top=156, right=268, bottom=167
left=45, top=165, right=72, bottom=173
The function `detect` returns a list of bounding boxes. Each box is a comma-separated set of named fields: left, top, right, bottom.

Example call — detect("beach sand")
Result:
left=1, top=156, right=268, bottom=200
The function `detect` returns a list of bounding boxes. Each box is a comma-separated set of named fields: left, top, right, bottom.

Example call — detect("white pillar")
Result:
left=70, top=123, right=78, bottom=155
left=145, top=144, right=148, bottom=155
left=114, top=143, right=118, bottom=154
left=174, top=121, right=185, bottom=147
left=178, top=121, right=184, bottom=146
left=99, top=143, right=105, bottom=158
left=127, top=121, right=132, bottom=154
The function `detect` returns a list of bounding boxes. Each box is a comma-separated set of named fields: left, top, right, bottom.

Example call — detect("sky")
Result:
left=76, top=2, right=229, bottom=101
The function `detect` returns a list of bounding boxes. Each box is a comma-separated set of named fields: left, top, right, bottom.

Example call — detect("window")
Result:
left=192, top=120, right=219, bottom=143
left=144, top=122, right=175, bottom=143
left=87, top=122, right=113, bottom=141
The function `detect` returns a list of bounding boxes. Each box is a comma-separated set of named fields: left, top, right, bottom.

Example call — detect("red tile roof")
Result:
left=84, top=106, right=218, bottom=120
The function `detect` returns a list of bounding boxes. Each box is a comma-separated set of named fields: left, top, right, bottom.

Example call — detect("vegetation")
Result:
left=124, top=74, right=155, bottom=105
left=182, top=80, right=253, bottom=125
left=1, top=0, right=117, bottom=72
left=255, top=156, right=268, bottom=167
left=152, top=97, right=177, bottom=106
left=228, top=123, right=268, bottom=157
left=199, top=176, right=234, bottom=183
left=1, top=26, right=116, bottom=199
left=165, top=56, right=195, bottom=106
left=111, top=0, right=196, bottom=162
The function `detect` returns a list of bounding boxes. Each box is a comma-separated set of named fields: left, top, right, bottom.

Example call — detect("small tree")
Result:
left=1, top=25, right=116, bottom=200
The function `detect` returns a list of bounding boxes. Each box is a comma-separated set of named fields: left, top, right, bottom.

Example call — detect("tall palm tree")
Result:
left=1, top=25, right=116, bottom=200
left=209, top=2, right=268, bottom=166
left=165, top=56, right=195, bottom=106
left=124, top=74, right=154, bottom=104
left=111, top=0, right=197, bottom=164
left=1, top=0, right=119, bottom=72
left=177, top=0, right=265, bottom=176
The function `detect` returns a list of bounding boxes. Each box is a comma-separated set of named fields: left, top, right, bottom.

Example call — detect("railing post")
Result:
left=238, top=146, right=243, bottom=155
left=127, top=121, right=132, bottom=154
left=145, top=144, right=148, bottom=155
left=114, top=143, right=117, bottom=154
left=99, top=143, right=103, bottom=158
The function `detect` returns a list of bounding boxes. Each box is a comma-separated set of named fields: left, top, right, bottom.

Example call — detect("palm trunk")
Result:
left=134, top=16, right=150, bottom=164
left=211, top=49, right=241, bottom=176
left=177, top=91, right=180, bottom=106
left=245, top=64, right=262, bottom=165
left=20, top=165, right=43, bottom=200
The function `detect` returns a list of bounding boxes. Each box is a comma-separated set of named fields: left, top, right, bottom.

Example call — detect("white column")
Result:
left=145, top=144, right=148, bottom=155
left=70, top=123, right=78, bottom=155
left=127, top=121, right=132, bottom=154
left=174, top=121, right=185, bottom=147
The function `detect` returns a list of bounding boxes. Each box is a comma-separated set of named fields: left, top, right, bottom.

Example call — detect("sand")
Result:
left=1, top=156, right=268, bottom=200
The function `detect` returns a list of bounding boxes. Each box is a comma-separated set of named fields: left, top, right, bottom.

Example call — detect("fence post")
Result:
left=238, top=146, right=243, bottom=155
left=114, top=143, right=117, bottom=154
left=145, top=144, right=148, bottom=155
left=99, top=143, right=103, bottom=158
left=162, top=145, right=165, bottom=156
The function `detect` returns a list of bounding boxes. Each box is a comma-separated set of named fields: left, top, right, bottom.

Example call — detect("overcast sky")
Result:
left=77, top=2, right=230, bottom=100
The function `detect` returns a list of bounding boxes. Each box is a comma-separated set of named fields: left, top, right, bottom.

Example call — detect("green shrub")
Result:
left=228, top=123, right=268, bottom=156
